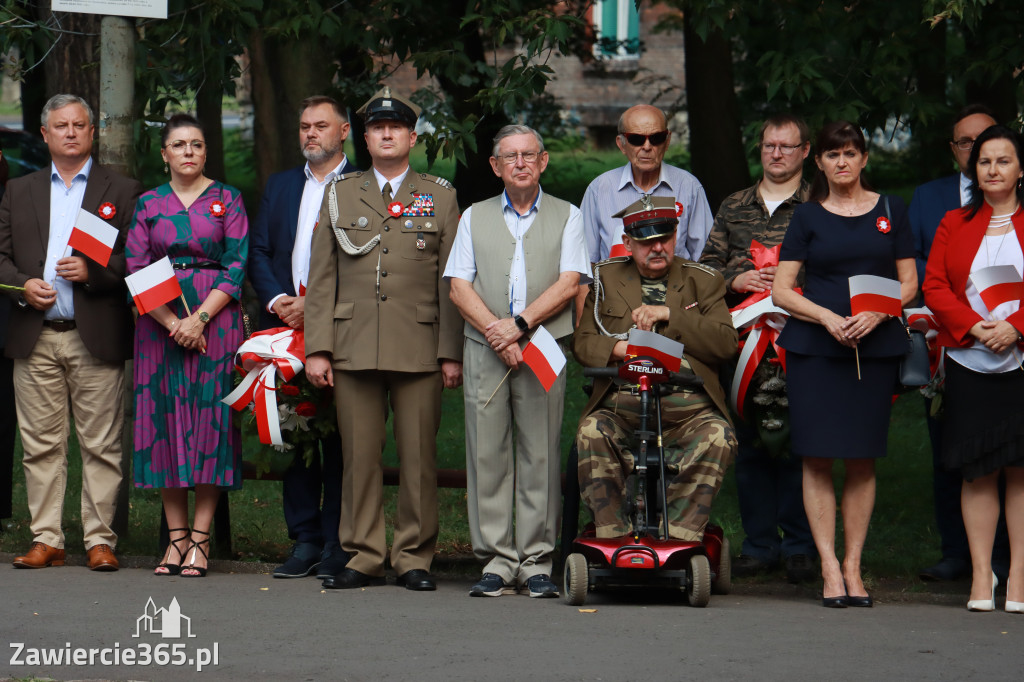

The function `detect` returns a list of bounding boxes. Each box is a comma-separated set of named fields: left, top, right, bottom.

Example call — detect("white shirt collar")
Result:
left=304, top=155, right=348, bottom=184
left=50, top=156, right=92, bottom=184
left=616, top=161, right=673, bottom=192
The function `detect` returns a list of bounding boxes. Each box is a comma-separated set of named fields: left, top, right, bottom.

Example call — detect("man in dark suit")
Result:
left=0, top=94, right=141, bottom=570
left=910, top=103, right=1006, bottom=582
left=0, top=149, right=12, bottom=526
left=249, top=95, right=358, bottom=580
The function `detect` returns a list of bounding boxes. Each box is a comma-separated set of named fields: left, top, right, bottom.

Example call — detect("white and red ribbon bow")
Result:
left=222, top=327, right=306, bottom=446
left=730, top=295, right=791, bottom=419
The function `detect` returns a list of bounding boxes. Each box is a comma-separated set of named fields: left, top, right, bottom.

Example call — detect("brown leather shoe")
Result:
left=13, top=542, right=66, bottom=568
left=86, top=544, right=120, bottom=571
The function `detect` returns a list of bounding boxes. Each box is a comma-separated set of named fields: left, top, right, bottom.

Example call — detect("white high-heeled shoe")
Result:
left=967, top=571, right=998, bottom=612
left=1006, top=600, right=1024, bottom=614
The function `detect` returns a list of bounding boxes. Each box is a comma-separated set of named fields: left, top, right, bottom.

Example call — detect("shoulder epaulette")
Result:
left=420, top=173, right=454, bottom=190
left=336, top=171, right=361, bottom=181
left=595, top=255, right=632, bottom=267
left=682, top=262, right=719, bottom=277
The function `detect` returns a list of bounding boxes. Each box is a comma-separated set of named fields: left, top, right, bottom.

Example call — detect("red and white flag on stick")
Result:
left=68, top=208, right=119, bottom=267
left=625, top=328, right=684, bottom=373
left=522, top=325, right=567, bottom=392
left=849, top=274, right=902, bottom=316
left=126, top=256, right=183, bottom=315
left=969, top=264, right=1024, bottom=312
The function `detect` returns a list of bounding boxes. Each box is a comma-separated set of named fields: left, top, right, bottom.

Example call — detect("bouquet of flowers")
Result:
left=223, top=327, right=337, bottom=475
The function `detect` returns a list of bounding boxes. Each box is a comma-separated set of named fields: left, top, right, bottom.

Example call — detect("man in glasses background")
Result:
left=580, top=104, right=714, bottom=264
left=699, top=112, right=816, bottom=584
left=444, top=124, right=590, bottom=598
left=908, top=103, right=1011, bottom=584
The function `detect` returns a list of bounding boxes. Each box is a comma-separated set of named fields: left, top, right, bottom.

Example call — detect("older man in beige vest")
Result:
left=445, top=124, right=590, bottom=598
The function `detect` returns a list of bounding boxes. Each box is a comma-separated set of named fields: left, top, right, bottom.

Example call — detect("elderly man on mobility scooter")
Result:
left=569, top=196, right=738, bottom=605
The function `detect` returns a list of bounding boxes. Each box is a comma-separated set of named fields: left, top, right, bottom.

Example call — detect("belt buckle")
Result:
left=172, top=262, right=186, bottom=270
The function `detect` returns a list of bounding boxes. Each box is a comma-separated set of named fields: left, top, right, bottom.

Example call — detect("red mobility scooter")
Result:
left=563, top=355, right=730, bottom=607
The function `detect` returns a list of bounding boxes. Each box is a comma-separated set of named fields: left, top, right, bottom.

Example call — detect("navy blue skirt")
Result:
left=786, top=351, right=898, bottom=459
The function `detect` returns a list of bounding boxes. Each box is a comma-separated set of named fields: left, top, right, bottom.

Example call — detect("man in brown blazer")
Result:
left=0, top=94, right=141, bottom=571
left=305, top=87, right=463, bottom=591
left=574, top=196, right=738, bottom=542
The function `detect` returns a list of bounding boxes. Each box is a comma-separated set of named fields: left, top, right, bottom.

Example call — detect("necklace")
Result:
left=984, top=214, right=1014, bottom=266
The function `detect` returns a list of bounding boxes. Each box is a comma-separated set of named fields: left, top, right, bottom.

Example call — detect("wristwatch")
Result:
left=198, top=311, right=210, bottom=324
left=514, top=314, right=529, bottom=332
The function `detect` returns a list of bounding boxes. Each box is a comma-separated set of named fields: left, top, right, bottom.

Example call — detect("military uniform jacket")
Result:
left=304, top=170, right=463, bottom=371
left=573, top=258, right=738, bottom=423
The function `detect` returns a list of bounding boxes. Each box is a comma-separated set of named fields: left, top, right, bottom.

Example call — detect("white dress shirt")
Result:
left=444, top=188, right=591, bottom=316
left=46, top=157, right=92, bottom=320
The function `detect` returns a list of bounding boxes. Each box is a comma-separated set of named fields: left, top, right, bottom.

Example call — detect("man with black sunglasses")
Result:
left=580, top=104, right=713, bottom=264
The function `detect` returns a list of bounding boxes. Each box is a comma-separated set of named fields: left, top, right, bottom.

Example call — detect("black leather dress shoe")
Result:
left=919, top=557, right=969, bottom=582
left=322, top=567, right=384, bottom=590
left=846, top=594, right=873, bottom=607
left=396, top=569, right=436, bottom=591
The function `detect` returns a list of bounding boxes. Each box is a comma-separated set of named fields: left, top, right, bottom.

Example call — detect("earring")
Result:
left=164, top=162, right=169, bottom=174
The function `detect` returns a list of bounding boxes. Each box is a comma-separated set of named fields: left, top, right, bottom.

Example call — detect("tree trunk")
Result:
left=912, top=24, right=950, bottom=184
left=196, top=55, right=226, bottom=184
left=98, top=16, right=136, bottom=178
left=248, top=30, right=335, bottom=192
left=682, top=14, right=749, bottom=214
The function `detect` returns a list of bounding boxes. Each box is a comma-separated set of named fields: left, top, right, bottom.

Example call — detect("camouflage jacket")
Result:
left=699, top=179, right=810, bottom=306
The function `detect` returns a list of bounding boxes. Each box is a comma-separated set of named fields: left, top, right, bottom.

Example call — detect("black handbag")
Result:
left=899, top=319, right=931, bottom=388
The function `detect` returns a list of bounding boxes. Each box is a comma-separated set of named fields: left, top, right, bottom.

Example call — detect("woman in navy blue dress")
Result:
left=773, top=122, right=917, bottom=607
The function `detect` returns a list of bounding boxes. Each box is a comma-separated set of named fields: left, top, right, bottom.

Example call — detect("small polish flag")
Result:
left=68, top=209, right=119, bottom=267
left=626, top=328, right=684, bottom=373
left=849, top=275, right=902, bottom=317
left=126, top=257, right=183, bottom=315
left=969, top=264, right=1024, bottom=312
left=522, top=325, right=566, bottom=392
left=904, top=306, right=939, bottom=334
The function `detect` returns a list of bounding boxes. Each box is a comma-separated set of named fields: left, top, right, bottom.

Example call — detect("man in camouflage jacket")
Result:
left=699, top=113, right=816, bottom=583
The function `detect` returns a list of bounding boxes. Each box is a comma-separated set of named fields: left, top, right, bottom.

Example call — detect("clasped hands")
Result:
left=167, top=312, right=208, bottom=354
left=484, top=318, right=524, bottom=369
left=822, top=310, right=886, bottom=348
left=969, top=320, right=1021, bottom=354
left=271, top=295, right=304, bottom=329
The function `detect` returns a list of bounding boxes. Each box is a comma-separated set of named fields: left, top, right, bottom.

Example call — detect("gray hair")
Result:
left=41, top=94, right=94, bottom=127
left=491, top=124, right=545, bottom=158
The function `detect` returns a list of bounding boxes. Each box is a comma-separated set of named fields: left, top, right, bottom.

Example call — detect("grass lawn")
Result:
left=0, top=365, right=937, bottom=587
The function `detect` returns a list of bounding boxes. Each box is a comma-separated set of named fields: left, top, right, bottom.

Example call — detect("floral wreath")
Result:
left=98, top=202, right=117, bottom=220
left=210, top=201, right=227, bottom=217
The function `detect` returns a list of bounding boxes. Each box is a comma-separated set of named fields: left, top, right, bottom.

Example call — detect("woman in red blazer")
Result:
left=923, top=124, right=1024, bottom=614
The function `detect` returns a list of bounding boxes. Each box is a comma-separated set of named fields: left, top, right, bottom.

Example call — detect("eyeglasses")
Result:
left=952, top=138, right=976, bottom=151
left=622, top=131, right=669, bottom=147
left=165, top=140, right=206, bottom=153
left=499, top=151, right=541, bottom=165
left=761, top=143, right=804, bottom=155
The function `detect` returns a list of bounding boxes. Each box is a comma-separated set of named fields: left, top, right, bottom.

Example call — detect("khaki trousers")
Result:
left=333, top=369, right=441, bottom=576
left=13, top=328, right=125, bottom=549
left=463, top=338, right=565, bottom=584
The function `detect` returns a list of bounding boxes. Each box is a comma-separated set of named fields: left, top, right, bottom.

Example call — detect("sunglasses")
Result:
left=622, top=131, right=669, bottom=147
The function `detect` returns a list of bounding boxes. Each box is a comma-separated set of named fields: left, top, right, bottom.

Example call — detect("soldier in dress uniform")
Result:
left=305, top=86, right=463, bottom=592
left=574, top=196, right=738, bottom=541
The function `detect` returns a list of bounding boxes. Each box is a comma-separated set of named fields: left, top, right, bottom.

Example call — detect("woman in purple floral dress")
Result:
left=127, top=114, right=248, bottom=577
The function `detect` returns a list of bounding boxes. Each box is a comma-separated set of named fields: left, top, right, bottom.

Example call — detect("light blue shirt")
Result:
left=580, top=162, right=714, bottom=262
left=443, top=188, right=591, bottom=316
left=46, top=157, right=92, bottom=320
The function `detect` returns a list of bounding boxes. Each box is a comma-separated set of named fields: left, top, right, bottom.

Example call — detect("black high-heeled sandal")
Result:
left=181, top=529, right=211, bottom=578
left=155, top=527, right=190, bottom=576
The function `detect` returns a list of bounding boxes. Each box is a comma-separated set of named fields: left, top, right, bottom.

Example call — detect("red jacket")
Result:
left=923, top=201, right=1024, bottom=348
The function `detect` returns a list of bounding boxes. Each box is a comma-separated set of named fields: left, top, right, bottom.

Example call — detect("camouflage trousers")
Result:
left=577, top=391, right=737, bottom=542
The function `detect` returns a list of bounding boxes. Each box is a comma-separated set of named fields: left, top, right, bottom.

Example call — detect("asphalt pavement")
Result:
left=2, top=553, right=1022, bottom=682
